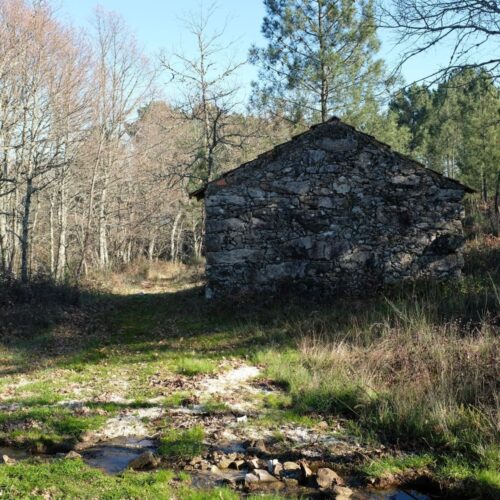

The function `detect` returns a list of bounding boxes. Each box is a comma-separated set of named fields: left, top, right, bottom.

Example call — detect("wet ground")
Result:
left=0, top=363, right=443, bottom=498
left=79, top=437, right=157, bottom=474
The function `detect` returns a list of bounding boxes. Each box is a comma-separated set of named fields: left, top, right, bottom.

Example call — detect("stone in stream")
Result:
left=228, top=459, right=246, bottom=470
left=267, top=458, right=280, bottom=473
left=189, top=456, right=203, bottom=465
left=333, top=485, right=353, bottom=499
left=0, top=455, right=15, bottom=466
left=316, top=467, right=344, bottom=489
left=127, top=451, right=159, bottom=470
left=217, top=457, right=233, bottom=469
left=209, top=464, right=220, bottom=474
left=300, top=462, right=313, bottom=479
left=247, top=439, right=267, bottom=455
left=245, top=469, right=285, bottom=491
left=246, top=458, right=261, bottom=470
left=65, top=451, right=82, bottom=459
left=283, top=478, right=299, bottom=488
left=271, top=462, right=283, bottom=476
left=283, top=461, right=301, bottom=471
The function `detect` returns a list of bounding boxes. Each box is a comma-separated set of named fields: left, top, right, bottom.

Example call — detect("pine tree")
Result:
left=389, top=84, right=433, bottom=162
left=250, top=0, right=384, bottom=124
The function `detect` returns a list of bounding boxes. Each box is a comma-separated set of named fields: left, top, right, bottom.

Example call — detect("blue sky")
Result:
left=55, top=0, right=457, bottom=102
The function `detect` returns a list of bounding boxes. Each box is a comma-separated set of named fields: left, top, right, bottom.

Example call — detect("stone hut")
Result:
left=192, top=117, right=474, bottom=299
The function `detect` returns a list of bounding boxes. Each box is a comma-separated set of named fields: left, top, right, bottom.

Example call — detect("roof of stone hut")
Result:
left=190, top=116, right=475, bottom=200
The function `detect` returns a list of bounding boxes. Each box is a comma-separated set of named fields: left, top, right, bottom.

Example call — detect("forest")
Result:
left=0, top=0, right=498, bottom=283
left=0, top=1, right=499, bottom=499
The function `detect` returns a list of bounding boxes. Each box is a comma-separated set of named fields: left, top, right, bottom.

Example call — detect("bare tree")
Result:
left=75, top=8, right=155, bottom=275
left=381, top=0, right=500, bottom=83
left=160, top=3, right=247, bottom=185
left=0, top=0, right=90, bottom=282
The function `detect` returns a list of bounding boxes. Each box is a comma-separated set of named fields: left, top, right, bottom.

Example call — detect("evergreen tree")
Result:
left=389, top=84, right=433, bottom=162
left=250, top=0, right=384, bottom=124
left=389, top=69, right=499, bottom=200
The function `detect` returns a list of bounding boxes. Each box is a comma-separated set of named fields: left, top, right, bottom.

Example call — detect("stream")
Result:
left=0, top=439, right=437, bottom=499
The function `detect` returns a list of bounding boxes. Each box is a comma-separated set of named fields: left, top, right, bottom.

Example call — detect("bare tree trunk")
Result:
left=147, top=237, right=156, bottom=262
left=55, top=177, right=67, bottom=281
left=98, top=171, right=109, bottom=270
left=76, top=145, right=101, bottom=279
left=30, top=191, right=40, bottom=277
left=176, top=218, right=184, bottom=263
left=21, top=178, right=34, bottom=283
left=171, top=211, right=182, bottom=262
left=318, top=2, right=328, bottom=123
left=9, top=187, right=19, bottom=276
left=49, top=194, right=55, bottom=276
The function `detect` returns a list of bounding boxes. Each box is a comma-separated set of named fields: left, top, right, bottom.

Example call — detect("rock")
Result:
left=300, top=462, right=313, bottom=478
left=1, top=455, right=15, bottom=466
left=267, top=458, right=280, bottom=473
left=247, top=439, right=267, bottom=454
left=254, top=469, right=279, bottom=482
left=283, top=461, right=301, bottom=471
left=217, top=457, right=233, bottom=469
left=246, top=458, right=260, bottom=470
left=316, top=468, right=344, bottom=489
left=245, top=470, right=285, bottom=491
left=64, top=451, right=82, bottom=459
left=245, top=472, right=259, bottom=482
left=189, top=456, right=203, bottom=465
left=334, top=485, right=353, bottom=499
left=283, top=478, right=299, bottom=488
left=236, top=415, right=247, bottom=423
left=272, top=462, right=283, bottom=476
left=228, top=459, right=246, bottom=470
left=209, top=464, right=220, bottom=474
left=127, top=451, right=158, bottom=470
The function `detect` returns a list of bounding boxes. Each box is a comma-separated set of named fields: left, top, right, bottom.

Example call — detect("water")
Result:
left=79, top=437, right=157, bottom=474
left=0, top=442, right=433, bottom=499
left=0, top=446, right=30, bottom=461
left=366, top=490, right=429, bottom=500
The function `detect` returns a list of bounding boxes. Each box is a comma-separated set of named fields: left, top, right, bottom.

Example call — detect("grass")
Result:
left=0, top=238, right=499, bottom=497
left=0, top=407, right=109, bottom=451
left=361, top=453, right=436, bottom=479
left=174, top=357, right=218, bottom=376
left=159, top=426, right=206, bottom=460
left=0, top=459, right=240, bottom=499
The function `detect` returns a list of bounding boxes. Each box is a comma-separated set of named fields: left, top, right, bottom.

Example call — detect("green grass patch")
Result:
left=361, top=453, right=436, bottom=479
left=0, top=459, right=239, bottom=499
left=0, top=407, right=109, bottom=450
left=174, top=357, right=218, bottom=376
left=159, top=426, right=205, bottom=460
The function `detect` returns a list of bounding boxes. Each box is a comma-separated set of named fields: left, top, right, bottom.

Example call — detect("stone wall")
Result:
left=203, top=119, right=469, bottom=299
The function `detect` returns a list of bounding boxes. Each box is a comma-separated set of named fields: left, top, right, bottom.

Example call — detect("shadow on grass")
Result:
left=1, top=236, right=500, bottom=379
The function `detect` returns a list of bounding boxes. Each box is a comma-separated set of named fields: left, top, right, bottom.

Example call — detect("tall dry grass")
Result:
left=259, top=239, right=500, bottom=473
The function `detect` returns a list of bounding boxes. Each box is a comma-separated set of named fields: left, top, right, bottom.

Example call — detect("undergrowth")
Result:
left=256, top=239, right=500, bottom=493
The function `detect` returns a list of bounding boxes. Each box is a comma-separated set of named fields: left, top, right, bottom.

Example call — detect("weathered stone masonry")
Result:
left=194, top=118, right=474, bottom=299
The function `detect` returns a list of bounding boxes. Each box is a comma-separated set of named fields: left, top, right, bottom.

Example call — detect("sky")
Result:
left=54, top=0, right=462, bottom=103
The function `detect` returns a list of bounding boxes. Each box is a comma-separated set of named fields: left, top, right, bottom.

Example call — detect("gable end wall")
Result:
left=204, top=123, right=467, bottom=298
